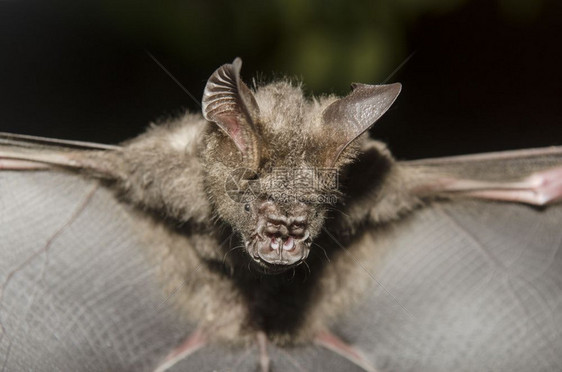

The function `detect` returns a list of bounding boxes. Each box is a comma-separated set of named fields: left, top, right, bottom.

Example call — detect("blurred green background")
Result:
left=1, top=0, right=561, bottom=158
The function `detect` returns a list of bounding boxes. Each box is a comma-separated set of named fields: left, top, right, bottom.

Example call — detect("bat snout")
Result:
left=249, top=202, right=313, bottom=270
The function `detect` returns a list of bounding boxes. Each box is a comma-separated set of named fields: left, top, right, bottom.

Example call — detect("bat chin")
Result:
left=252, top=258, right=299, bottom=274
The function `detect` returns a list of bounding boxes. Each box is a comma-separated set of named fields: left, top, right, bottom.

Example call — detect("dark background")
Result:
left=1, top=0, right=561, bottom=160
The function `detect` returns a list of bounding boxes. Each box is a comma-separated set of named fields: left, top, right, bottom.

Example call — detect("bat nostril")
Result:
left=282, top=236, right=295, bottom=251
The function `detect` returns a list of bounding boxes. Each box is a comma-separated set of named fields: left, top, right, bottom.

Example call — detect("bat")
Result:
left=1, top=58, right=562, bottom=372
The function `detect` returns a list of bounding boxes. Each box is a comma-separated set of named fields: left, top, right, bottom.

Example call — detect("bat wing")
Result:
left=0, top=170, right=196, bottom=371
left=331, top=147, right=562, bottom=371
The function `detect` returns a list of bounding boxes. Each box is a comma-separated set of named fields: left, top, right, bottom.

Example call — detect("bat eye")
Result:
left=244, top=203, right=251, bottom=212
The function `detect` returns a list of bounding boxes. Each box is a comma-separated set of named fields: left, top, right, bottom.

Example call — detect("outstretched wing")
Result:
left=0, top=129, right=217, bottom=371
left=332, top=147, right=562, bottom=371
left=0, top=170, right=195, bottom=371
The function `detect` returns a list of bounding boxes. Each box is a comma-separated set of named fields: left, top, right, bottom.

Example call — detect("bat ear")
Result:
left=322, top=82, right=401, bottom=165
left=202, top=57, right=262, bottom=171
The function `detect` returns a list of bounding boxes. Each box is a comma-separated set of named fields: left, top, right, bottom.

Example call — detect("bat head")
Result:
left=201, top=58, right=401, bottom=274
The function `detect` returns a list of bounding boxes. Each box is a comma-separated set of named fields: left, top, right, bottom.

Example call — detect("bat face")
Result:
left=200, top=59, right=401, bottom=274
left=203, top=124, right=335, bottom=273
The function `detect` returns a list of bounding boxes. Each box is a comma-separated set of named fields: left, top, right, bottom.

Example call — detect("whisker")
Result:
left=222, top=246, right=244, bottom=265
left=326, top=205, right=352, bottom=219
left=145, top=50, right=202, bottom=108
left=382, top=50, right=417, bottom=84
left=302, top=260, right=311, bottom=281
left=312, top=242, right=331, bottom=263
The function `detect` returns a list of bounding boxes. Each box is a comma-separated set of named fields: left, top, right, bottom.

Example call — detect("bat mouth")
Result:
left=245, top=232, right=311, bottom=274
